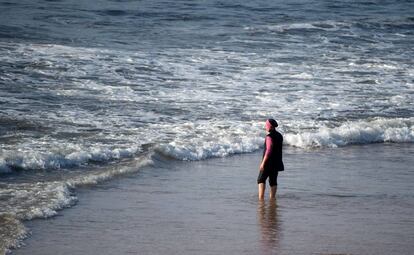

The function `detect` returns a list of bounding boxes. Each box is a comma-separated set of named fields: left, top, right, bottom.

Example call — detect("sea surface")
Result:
left=0, top=0, right=413, bottom=253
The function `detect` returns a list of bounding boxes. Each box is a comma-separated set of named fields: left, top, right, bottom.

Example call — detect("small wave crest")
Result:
left=67, top=155, right=153, bottom=186
left=245, top=21, right=350, bottom=33
left=156, top=121, right=263, bottom=161
left=158, top=137, right=262, bottom=161
left=0, top=145, right=141, bottom=174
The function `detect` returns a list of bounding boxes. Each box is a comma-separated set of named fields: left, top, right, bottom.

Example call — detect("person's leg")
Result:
left=257, top=170, right=268, bottom=200
left=269, top=171, right=278, bottom=199
left=269, top=185, right=277, bottom=199
left=258, top=183, right=265, bottom=200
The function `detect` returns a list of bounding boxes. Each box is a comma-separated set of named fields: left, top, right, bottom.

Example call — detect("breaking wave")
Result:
left=285, top=118, right=414, bottom=148
left=159, top=117, right=414, bottom=160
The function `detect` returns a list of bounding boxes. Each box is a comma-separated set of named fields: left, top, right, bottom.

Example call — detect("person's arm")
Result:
left=259, top=136, right=273, bottom=171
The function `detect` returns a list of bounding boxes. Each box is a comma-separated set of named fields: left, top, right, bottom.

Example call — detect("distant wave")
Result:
left=244, top=20, right=351, bottom=33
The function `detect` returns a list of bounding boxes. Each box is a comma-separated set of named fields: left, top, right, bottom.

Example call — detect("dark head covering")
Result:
left=266, top=119, right=278, bottom=130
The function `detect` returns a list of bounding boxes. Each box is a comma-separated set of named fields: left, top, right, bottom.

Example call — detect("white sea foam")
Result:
left=290, top=72, right=313, bottom=79
left=156, top=118, right=414, bottom=160
left=285, top=118, right=414, bottom=148
left=0, top=214, right=27, bottom=255
left=0, top=182, right=76, bottom=254
left=0, top=145, right=141, bottom=172
left=260, top=21, right=349, bottom=32
left=389, top=94, right=412, bottom=106
left=0, top=182, right=77, bottom=220
left=267, top=23, right=319, bottom=32
left=68, top=155, right=153, bottom=185
left=156, top=121, right=263, bottom=160
left=159, top=136, right=262, bottom=161
left=1, top=157, right=152, bottom=219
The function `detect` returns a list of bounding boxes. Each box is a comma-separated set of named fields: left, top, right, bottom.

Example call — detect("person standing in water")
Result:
left=258, top=119, right=284, bottom=200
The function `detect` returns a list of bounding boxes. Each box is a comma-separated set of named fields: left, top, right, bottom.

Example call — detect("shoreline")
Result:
left=11, top=144, right=414, bottom=255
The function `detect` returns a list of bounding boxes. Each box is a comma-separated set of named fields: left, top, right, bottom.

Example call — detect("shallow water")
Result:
left=13, top=144, right=414, bottom=255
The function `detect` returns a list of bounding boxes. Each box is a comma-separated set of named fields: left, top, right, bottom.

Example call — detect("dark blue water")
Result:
left=2, top=0, right=414, bottom=51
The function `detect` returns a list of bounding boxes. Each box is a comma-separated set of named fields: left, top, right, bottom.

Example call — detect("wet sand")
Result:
left=13, top=144, right=414, bottom=255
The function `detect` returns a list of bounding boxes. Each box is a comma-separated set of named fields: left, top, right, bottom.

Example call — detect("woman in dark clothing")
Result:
left=258, top=119, right=284, bottom=200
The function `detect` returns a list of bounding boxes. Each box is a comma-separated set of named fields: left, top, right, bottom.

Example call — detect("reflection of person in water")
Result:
left=257, top=200, right=280, bottom=254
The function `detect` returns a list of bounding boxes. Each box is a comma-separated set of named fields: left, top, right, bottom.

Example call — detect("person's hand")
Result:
left=259, top=163, right=264, bottom=171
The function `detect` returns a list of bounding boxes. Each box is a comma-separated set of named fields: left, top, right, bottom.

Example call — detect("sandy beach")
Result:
left=11, top=144, right=414, bottom=255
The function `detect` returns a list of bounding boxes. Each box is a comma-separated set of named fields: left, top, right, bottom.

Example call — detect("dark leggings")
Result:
left=257, top=169, right=278, bottom=186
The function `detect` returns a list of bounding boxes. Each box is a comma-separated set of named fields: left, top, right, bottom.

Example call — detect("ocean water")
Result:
left=0, top=0, right=413, bottom=253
